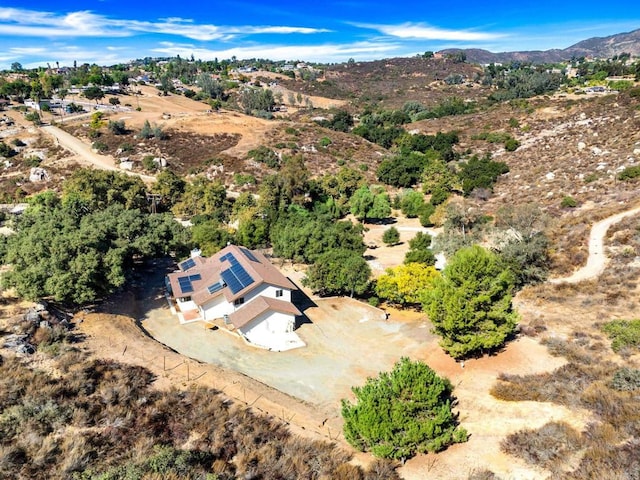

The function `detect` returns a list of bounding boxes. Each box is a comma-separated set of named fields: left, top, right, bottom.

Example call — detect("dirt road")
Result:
left=550, top=204, right=640, bottom=283
left=41, top=125, right=157, bottom=183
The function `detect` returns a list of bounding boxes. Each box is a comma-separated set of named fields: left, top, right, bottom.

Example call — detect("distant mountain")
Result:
left=440, top=28, right=640, bottom=64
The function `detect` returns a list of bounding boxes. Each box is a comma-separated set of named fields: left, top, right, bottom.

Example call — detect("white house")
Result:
left=166, top=245, right=304, bottom=351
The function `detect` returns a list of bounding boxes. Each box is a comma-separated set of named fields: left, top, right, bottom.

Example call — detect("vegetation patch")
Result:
left=500, top=421, right=583, bottom=471
left=601, top=319, right=640, bottom=354
left=341, top=357, right=467, bottom=460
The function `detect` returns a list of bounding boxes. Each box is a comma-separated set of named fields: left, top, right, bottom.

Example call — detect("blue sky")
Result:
left=1, top=1, right=639, bottom=69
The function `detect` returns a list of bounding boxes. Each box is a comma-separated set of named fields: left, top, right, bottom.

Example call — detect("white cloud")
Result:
left=357, top=22, right=506, bottom=41
left=152, top=41, right=401, bottom=63
left=0, top=7, right=329, bottom=41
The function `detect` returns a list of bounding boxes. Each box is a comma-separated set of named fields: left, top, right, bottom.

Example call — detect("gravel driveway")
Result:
left=138, top=262, right=435, bottom=409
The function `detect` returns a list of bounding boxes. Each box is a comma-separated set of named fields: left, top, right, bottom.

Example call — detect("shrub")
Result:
left=504, top=138, right=520, bottom=152
left=610, top=367, right=640, bottom=391
left=319, top=136, right=332, bottom=147
left=382, top=226, right=400, bottom=245
left=618, top=165, right=640, bottom=181
left=602, top=319, right=640, bottom=353
left=247, top=146, right=279, bottom=169
left=108, top=120, right=127, bottom=135
left=561, top=196, right=578, bottom=208
left=142, top=155, right=157, bottom=172
left=23, top=156, right=42, bottom=167
left=500, top=421, right=582, bottom=470
left=341, top=357, right=467, bottom=459
left=0, top=142, right=17, bottom=157
left=91, top=141, right=108, bottom=153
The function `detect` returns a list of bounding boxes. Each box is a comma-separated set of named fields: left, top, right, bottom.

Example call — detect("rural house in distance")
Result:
left=166, top=245, right=304, bottom=351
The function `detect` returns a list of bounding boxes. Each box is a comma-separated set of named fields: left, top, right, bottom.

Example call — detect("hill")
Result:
left=440, top=28, right=640, bottom=64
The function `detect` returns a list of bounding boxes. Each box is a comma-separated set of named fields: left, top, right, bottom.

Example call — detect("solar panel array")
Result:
left=220, top=253, right=255, bottom=294
left=177, top=274, right=202, bottom=294
left=177, top=276, right=194, bottom=294
left=180, top=258, right=196, bottom=271
left=207, top=282, right=223, bottom=294
left=240, top=247, right=259, bottom=263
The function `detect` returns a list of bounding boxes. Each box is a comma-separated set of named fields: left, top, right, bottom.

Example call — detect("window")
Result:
left=276, top=289, right=283, bottom=298
left=234, top=297, right=245, bottom=306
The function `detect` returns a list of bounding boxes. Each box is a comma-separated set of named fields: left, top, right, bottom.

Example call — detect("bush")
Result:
left=561, top=196, right=578, bottom=208
left=108, top=120, right=127, bottom=135
left=0, top=142, right=17, bottom=157
left=504, top=137, right=520, bottom=151
left=341, top=357, right=467, bottom=459
left=618, top=165, right=640, bottom=181
left=23, top=156, right=42, bottom=167
left=91, top=141, right=108, bottom=153
left=602, top=319, right=640, bottom=354
left=610, top=367, right=640, bottom=391
left=142, top=155, right=157, bottom=172
left=319, top=136, right=332, bottom=147
left=382, top=226, right=400, bottom=245
left=500, top=421, right=582, bottom=470
left=247, top=146, right=279, bottom=169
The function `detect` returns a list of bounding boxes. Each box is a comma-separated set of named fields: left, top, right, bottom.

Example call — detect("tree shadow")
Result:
left=289, top=278, right=316, bottom=327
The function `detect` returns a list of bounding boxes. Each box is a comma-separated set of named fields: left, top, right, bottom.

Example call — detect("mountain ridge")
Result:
left=440, top=28, right=640, bottom=63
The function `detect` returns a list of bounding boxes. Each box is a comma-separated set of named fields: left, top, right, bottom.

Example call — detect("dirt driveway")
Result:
left=139, top=269, right=435, bottom=409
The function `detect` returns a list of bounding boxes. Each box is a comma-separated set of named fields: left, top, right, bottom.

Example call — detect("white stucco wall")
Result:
left=242, top=283, right=292, bottom=304
left=239, top=311, right=295, bottom=348
left=200, top=295, right=232, bottom=321
left=185, top=283, right=293, bottom=321
left=176, top=297, right=197, bottom=312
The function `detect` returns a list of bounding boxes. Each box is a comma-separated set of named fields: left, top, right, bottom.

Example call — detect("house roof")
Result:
left=228, top=296, right=301, bottom=330
left=167, top=245, right=297, bottom=305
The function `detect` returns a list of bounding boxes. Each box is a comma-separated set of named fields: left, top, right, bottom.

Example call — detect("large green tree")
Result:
left=341, top=357, right=467, bottom=460
left=302, top=249, right=371, bottom=297
left=376, top=263, right=439, bottom=306
left=2, top=203, right=188, bottom=304
left=62, top=169, right=148, bottom=212
left=423, top=245, right=518, bottom=359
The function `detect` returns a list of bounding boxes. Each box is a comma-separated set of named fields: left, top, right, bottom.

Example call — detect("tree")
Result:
left=303, top=249, right=371, bottom=297
left=400, top=190, right=425, bottom=218
left=382, top=227, right=400, bottom=246
left=341, top=357, right=467, bottom=460
left=62, top=169, right=148, bottom=212
left=109, top=97, right=121, bottom=106
left=83, top=85, right=104, bottom=103
left=172, top=177, right=227, bottom=219
left=369, top=192, right=392, bottom=221
left=493, top=203, right=550, bottom=287
left=375, top=263, right=439, bottom=306
left=153, top=170, right=186, bottom=211
left=350, top=185, right=374, bottom=222
left=423, top=246, right=518, bottom=359
left=404, top=232, right=435, bottom=265
left=2, top=203, right=189, bottom=304
left=191, top=220, right=232, bottom=257
left=108, top=119, right=126, bottom=135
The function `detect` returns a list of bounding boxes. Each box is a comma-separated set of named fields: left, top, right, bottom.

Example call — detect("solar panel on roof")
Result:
left=180, top=258, right=196, bottom=271
left=220, top=270, right=242, bottom=294
left=207, top=282, right=223, bottom=294
left=240, top=247, right=259, bottom=262
left=177, top=276, right=194, bottom=294
left=189, top=274, right=201, bottom=281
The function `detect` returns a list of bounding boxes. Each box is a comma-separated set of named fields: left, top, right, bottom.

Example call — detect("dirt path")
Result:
left=550, top=204, right=640, bottom=283
left=41, top=125, right=157, bottom=183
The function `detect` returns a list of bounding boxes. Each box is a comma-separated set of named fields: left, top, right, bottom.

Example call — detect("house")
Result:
left=166, top=245, right=304, bottom=351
